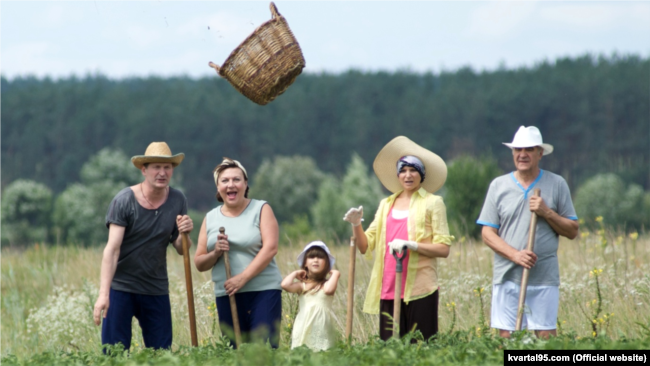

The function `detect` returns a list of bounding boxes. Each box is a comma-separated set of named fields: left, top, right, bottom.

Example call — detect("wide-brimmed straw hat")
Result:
left=131, top=142, right=185, bottom=169
left=373, top=136, right=447, bottom=194
left=296, top=241, right=336, bottom=268
left=503, top=126, right=553, bottom=155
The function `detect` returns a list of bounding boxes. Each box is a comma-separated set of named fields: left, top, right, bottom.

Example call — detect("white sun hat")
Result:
left=503, top=126, right=554, bottom=155
left=296, top=241, right=336, bottom=268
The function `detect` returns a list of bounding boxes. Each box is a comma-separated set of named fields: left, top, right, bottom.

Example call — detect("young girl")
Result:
left=281, top=241, right=340, bottom=351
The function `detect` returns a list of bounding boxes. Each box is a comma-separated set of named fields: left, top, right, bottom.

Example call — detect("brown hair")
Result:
left=301, top=246, right=331, bottom=291
left=213, top=157, right=249, bottom=202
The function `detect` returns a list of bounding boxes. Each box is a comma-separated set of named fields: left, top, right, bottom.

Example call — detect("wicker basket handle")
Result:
left=270, top=2, right=281, bottom=19
left=208, top=61, right=220, bottom=73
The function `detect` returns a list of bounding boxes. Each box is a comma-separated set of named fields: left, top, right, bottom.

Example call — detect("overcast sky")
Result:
left=2, top=1, right=649, bottom=80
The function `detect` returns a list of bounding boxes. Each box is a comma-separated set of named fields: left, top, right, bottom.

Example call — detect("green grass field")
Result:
left=2, top=227, right=649, bottom=365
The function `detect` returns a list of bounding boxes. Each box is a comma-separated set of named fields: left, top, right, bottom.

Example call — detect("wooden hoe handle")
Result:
left=515, top=188, right=541, bottom=331
left=181, top=232, right=198, bottom=346
left=220, top=227, right=242, bottom=348
left=345, top=228, right=357, bottom=343
left=392, top=248, right=408, bottom=338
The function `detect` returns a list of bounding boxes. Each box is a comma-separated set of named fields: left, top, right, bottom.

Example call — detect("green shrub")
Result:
left=250, top=156, right=325, bottom=224
left=311, top=153, right=384, bottom=241
left=444, top=155, right=502, bottom=238
left=1, top=179, right=53, bottom=246
left=575, top=173, right=648, bottom=231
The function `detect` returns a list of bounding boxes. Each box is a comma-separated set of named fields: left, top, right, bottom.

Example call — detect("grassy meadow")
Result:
left=2, top=226, right=649, bottom=365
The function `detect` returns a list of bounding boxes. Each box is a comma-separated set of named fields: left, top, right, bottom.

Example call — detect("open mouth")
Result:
left=226, top=191, right=238, bottom=200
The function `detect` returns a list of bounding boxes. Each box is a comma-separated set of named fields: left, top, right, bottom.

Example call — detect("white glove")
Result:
left=343, top=206, right=364, bottom=227
left=388, top=239, right=418, bottom=255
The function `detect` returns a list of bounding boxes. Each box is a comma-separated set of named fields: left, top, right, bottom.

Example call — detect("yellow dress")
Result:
left=291, top=284, right=337, bottom=351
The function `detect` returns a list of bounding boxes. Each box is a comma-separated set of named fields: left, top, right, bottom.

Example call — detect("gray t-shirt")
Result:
left=106, top=187, right=187, bottom=295
left=477, top=170, right=578, bottom=286
left=206, top=199, right=282, bottom=297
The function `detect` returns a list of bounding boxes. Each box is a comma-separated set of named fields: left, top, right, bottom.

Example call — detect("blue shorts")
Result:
left=216, top=289, right=282, bottom=348
left=101, top=288, right=172, bottom=352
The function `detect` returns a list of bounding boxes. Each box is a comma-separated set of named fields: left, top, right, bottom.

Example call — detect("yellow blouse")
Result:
left=363, top=187, right=454, bottom=314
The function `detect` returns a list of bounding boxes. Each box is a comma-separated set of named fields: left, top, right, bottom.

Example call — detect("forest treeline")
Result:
left=2, top=53, right=648, bottom=212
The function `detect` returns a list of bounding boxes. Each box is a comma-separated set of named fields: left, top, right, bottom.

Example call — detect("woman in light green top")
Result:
left=194, top=158, right=282, bottom=348
left=344, top=136, right=453, bottom=341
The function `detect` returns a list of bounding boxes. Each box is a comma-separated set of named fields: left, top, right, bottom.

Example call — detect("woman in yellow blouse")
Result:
left=344, top=136, right=454, bottom=341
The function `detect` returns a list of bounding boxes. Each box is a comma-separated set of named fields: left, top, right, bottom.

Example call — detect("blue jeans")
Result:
left=216, top=289, right=282, bottom=348
left=101, top=288, right=172, bottom=352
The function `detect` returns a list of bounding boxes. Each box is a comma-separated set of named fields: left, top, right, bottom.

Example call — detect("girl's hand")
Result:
left=295, top=270, right=307, bottom=282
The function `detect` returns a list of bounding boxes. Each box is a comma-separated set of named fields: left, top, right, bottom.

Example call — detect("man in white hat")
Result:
left=92, top=142, right=194, bottom=351
left=477, top=126, right=579, bottom=339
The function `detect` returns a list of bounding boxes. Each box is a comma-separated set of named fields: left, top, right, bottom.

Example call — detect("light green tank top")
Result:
left=206, top=199, right=282, bottom=297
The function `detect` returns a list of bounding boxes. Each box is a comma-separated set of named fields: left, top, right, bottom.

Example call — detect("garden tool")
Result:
left=181, top=232, right=198, bottom=346
left=219, top=227, right=243, bottom=348
left=392, top=246, right=408, bottom=338
left=515, top=188, right=541, bottom=331
left=345, top=224, right=356, bottom=343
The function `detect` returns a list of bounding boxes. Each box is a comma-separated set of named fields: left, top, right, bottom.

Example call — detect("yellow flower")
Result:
left=578, top=218, right=585, bottom=225
left=592, top=331, right=597, bottom=337
left=595, top=216, right=603, bottom=223
left=592, top=299, right=597, bottom=304
left=581, top=231, right=590, bottom=239
left=629, top=232, right=639, bottom=241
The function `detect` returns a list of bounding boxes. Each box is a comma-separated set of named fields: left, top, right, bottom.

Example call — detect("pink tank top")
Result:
left=380, top=208, right=410, bottom=300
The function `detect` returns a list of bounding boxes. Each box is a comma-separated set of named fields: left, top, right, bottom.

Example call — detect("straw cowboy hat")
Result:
left=373, top=136, right=447, bottom=194
left=503, top=126, right=554, bottom=155
left=131, top=142, right=185, bottom=169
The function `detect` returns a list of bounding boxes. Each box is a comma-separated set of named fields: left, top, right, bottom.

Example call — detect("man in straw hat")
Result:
left=93, top=141, right=194, bottom=351
left=343, top=136, right=454, bottom=341
left=476, top=126, right=579, bottom=339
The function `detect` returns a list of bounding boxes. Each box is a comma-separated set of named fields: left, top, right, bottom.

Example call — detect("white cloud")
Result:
left=122, top=25, right=164, bottom=48
left=465, top=2, right=538, bottom=40
left=39, top=3, right=85, bottom=27
left=539, top=3, right=650, bottom=30
left=176, top=12, right=255, bottom=41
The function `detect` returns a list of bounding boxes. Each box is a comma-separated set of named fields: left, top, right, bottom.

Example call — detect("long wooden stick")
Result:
left=392, top=248, right=407, bottom=338
left=345, top=228, right=357, bottom=343
left=219, top=227, right=242, bottom=348
left=515, top=188, right=541, bottom=331
left=181, top=232, right=198, bottom=347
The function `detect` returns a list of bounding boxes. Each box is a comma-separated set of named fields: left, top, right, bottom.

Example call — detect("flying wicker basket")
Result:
left=208, top=2, right=305, bottom=105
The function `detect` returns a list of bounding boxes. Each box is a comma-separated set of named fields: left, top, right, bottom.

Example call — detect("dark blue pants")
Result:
left=101, top=288, right=172, bottom=352
left=216, top=289, right=282, bottom=348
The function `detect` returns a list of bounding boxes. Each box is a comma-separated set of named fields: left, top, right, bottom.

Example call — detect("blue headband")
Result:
left=397, top=155, right=425, bottom=183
